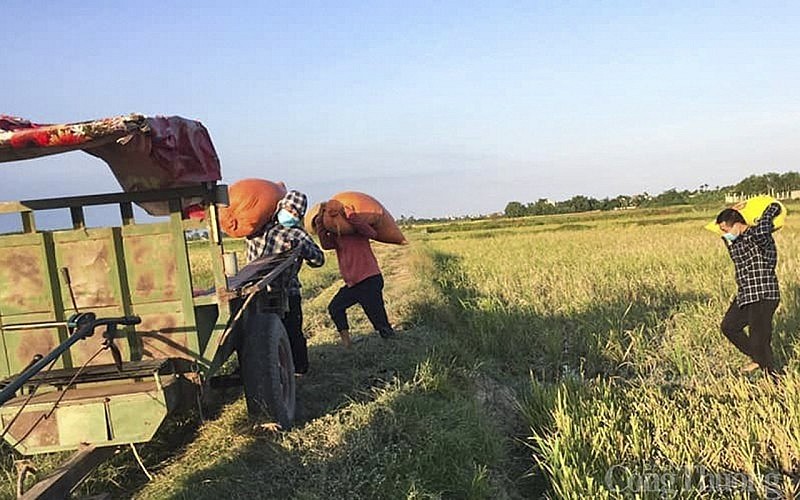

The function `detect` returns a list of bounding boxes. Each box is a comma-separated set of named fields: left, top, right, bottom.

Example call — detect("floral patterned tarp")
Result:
left=0, top=114, right=222, bottom=215
left=0, top=114, right=142, bottom=158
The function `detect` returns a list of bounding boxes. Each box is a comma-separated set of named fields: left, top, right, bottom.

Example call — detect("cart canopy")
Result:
left=0, top=113, right=221, bottom=215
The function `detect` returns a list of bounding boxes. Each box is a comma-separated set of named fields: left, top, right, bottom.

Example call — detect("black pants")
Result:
left=721, top=299, right=779, bottom=371
left=328, top=274, right=391, bottom=333
left=282, top=294, right=309, bottom=374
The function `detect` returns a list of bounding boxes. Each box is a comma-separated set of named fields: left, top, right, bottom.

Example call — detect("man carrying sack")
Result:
left=716, top=201, right=782, bottom=378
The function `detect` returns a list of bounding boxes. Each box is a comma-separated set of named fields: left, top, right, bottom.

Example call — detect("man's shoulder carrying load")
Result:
left=704, top=195, right=786, bottom=236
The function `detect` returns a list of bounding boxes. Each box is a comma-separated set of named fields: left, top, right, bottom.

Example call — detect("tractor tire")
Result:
left=238, top=311, right=296, bottom=429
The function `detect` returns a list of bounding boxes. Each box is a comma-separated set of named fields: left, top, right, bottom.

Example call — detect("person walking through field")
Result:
left=716, top=202, right=782, bottom=377
left=246, top=190, right=324, bottom=374
left=314, top=203, right=395, bottom=347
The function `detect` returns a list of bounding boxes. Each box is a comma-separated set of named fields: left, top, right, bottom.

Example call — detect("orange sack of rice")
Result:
left=307, top=191, right=406, bottom=245
left=219, top=178, right=287, bottom=238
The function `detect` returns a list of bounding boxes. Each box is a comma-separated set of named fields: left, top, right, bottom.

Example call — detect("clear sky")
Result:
left=2, top=1, right=799, bottom=222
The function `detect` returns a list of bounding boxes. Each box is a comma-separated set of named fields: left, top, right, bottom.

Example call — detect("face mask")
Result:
left=277, top=208, right=300, bottom=228
left=722, top=232, right=738, bottom=242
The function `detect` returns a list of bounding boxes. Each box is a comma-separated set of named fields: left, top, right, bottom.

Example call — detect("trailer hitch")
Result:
left=0, top=313, right=141, bottom=405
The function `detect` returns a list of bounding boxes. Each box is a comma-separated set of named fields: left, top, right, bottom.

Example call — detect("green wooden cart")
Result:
left=0, top=114, right=296, bottom=495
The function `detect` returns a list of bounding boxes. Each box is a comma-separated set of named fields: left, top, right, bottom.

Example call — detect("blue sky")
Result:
left=2, top=1, right=799, bottom=223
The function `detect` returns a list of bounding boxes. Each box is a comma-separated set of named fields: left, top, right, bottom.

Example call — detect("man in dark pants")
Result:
left=315, top=205, right=395, bottom=347
left=246, top=190, right=324, bottom=373
left=717, top=202, right=782, bottom=376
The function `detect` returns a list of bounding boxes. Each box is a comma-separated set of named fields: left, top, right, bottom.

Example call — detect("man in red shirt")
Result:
left=315, top=204, right=395, bottom=347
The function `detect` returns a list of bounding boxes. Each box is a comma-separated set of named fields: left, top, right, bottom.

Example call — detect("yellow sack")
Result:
left=704, top=195, right=787, bottom=235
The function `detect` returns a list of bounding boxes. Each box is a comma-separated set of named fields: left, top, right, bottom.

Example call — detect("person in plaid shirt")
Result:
left=246, top=190, right=324, bottom=374
left=717, top=202, right=782, bottom=376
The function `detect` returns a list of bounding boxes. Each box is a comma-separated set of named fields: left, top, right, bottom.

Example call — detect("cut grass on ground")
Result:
left=135, top=244, right=532, bottom=499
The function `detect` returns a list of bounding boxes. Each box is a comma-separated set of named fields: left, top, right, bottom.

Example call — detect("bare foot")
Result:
left=253, top=422, right=282, bottom=433
left=740, top=361, right=760, bottom=373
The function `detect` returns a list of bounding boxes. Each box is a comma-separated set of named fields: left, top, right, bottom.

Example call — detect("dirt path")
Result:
left=129, top=242, right=537, bottom=499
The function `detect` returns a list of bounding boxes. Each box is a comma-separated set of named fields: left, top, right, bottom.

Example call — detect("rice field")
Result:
left=5, top=204, right=800, bottom=498
left=416, top=204, right=800, bottom=499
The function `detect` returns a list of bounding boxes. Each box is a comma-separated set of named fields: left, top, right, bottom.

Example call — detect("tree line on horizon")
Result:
left=503, top=171, right=800, bottom=218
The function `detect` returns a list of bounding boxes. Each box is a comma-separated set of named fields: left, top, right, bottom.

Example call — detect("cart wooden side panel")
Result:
left=0, top=232, right=67, bottom=376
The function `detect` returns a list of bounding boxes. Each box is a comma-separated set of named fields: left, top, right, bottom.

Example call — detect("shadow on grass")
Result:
left=416, top=250, right=712, bottom=382
left=131, top=326, right=509, bottom=499
left=127, top=247, right=714, bottom=499
left=772, top=281, right=800, bottom=370
left=407, top=250, right=714, bottom=498
left=0, top=384, right=243, bottom=500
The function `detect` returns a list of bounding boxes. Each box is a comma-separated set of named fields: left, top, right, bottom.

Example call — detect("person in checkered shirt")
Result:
left=245, top=190, right=324, bottom=374
left=716, top=202, right=782, bottom=376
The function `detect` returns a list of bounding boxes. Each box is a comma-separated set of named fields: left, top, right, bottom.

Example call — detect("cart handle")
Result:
left=0, top=313, right=141, bottom=405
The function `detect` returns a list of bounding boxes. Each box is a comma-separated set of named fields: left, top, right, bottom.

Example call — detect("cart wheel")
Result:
left=238, top=311, right=296, bottom=429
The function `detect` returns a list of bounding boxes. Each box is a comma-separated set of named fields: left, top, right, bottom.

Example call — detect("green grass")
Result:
left=135, top=244, right=515, bottom=499
left=416, top=202, right=800, bottom=499
left=6, top=204, right=800, bottom=498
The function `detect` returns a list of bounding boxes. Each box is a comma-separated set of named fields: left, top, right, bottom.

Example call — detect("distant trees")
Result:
left=397, top=215, right=417, bottom=226
left=647, top=189, right=689, bottom=207
left=503, top=171, right=800, bottom=218
left=504, top=202, right=527, bottom=218
left=502, top=188, right=708, bottom=217
left=504, top=191, right=658, bottom=217
left=563, top=195, right=595, bottom=213
left=529, top=199, right=557, bottom=215
left=732, top=172, right=800, bottom=195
